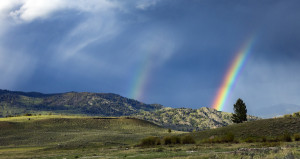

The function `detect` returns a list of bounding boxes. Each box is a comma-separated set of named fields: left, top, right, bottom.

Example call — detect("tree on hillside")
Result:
left=231, top=98, right=247, bottom=123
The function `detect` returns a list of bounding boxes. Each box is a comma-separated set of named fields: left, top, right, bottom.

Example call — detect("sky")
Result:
left=0, top=0, right=300, bottom=117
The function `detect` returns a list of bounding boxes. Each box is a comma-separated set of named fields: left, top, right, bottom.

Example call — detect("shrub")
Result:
left=283, top=114, right=292, bottom=118
left=181, top=135, right=196, bottom=144
left=281, top=132, right=292, bottom=142
left=292, top=112, right=300, bottom=118
left=171, top=136, right=181, bottom=144
left=201, top=138, right=213, bottom=143
left=157, top=139, right=161, bottom=145
left=141, top=136, right=161, bottom=146
left=223, top=133, right=234, bottom=143
left=244, top=137, right=255, bottom=143
left=294, top=134, right=300, bottom=141
left=261, top=136, right=267, bottom=142
left=163, top=136, right=181, bottom=145
left=24, top=113, right=32, bottom=116
left=163, top=136, right=172, bottom=145
left=268, top=136, right=280, bottom=142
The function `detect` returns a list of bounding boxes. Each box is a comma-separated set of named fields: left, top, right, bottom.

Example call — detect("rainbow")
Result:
left=129, top=54, right=152, bottom=101
left=211, top=37, right=255, bottom=111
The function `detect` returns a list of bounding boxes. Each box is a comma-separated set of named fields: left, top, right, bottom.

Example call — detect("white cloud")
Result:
left=0, top=0, right=21, bottom=17
left=9, top=0, right=66, bottom=21
left=0, top=0, right=118, bottom=22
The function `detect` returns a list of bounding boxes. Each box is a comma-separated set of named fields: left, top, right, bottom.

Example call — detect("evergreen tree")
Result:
left=231, top=98, right=247, bottom=123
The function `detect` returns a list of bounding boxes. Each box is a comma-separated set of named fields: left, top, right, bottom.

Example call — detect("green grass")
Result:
left=0, top=114, right=86, bottom=122
left=0, top=115, right=184, bottom=158
left=0, top=115, right=300, bottom=158
left=0, top=115, right=182, bottom=148
left=1, top=142, right=299, bottom=159
left=190, top=117, right=300, bottom=141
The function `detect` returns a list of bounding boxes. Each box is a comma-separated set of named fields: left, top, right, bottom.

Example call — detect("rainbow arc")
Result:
left=212, top=37, right=255, bottom=111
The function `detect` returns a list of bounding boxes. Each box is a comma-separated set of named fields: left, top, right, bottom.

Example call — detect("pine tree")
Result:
left=231, top=98, right=247, bottom=123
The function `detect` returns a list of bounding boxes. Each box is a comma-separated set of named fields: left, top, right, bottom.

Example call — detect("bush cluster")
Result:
left=24, top=113, right=32, bottom=116
left=242, top=133, right=296, bottom=143
left=261, top=136, right=267, bottom=142
left=283, top=114, right=292, bottom=118
left=140, top=135, right=196, bottom=146
left=141, top=131, right=300, bottom=147
left=243, top=133, right=300, bottom=143
left=204, top=131, right=300, bottom=144
left=292, top=112, right=300, bottom=118
left=281, top=132, right=292, bottom=142
left=267, top=133, right=300, bottom=142
left=267, top=136, right=281, bottom=142
left=244, top=136, right=268, bottom=143
left=181, top=135, right=196, bottom=144
left=163, top=136, right=172, bottom=145
left=141, top=136, right=161, bottom=146
left=163, top=136, right=180, bottom=145
left=283, top=112, right=300, bottom=118
left=244, top=137, right=256, bottom=143
left=294, top=134, right=300, bottom=141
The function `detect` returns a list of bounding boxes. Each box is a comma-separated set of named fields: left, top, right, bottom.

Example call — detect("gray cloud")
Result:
left=0, top=0, right=299, bottom=118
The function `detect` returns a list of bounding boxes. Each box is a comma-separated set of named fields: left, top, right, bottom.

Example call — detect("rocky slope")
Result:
left=134, top=107, right=259, bottom=131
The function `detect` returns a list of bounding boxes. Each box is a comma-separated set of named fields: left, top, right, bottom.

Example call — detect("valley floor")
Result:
left=0, top=142, right=300, bottom=159
left=0, top=115, right=300, bottom=159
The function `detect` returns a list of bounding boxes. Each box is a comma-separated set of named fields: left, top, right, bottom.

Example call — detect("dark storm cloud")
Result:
left=0, top=0, right=300, bottom=117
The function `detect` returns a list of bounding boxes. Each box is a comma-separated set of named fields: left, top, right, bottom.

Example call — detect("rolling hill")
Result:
left=0, top=89, right=259, bottom=131
left=0, top=89, right=162, bottom=117
left=0, top=115, right=179, bottom=154
left=190, top=116, right=300, bottom=140
left=0, top=115, right=299, bottom=159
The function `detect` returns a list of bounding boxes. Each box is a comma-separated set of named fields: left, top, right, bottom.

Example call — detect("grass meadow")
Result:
left=0, top=115, right=299, bottom=158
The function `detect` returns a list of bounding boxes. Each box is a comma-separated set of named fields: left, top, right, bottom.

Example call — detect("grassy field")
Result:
left=0, top=115, right=184, bottom=158
left=0, top=115, right=300, bottom=158
left=1, top=142, right=299, bottom=159
left=190, top=117, right=300, bottom=141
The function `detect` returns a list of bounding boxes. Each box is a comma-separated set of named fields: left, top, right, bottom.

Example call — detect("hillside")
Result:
left=0, top=115, right=176, bottom=150
left=134, top=107, right=259, bottom=131
left=0, top=115, right=299, bottom=159
left=190, top=116, right=300, bottom=140
left=0, top=89, right=162, bottom=117
left=0, top=89, right=260, bottom=131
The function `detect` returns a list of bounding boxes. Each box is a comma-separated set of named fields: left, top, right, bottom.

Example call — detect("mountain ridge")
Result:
left=0, top=89, right=162, bottom=116
left=0, top=89, right=260, bottom=131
